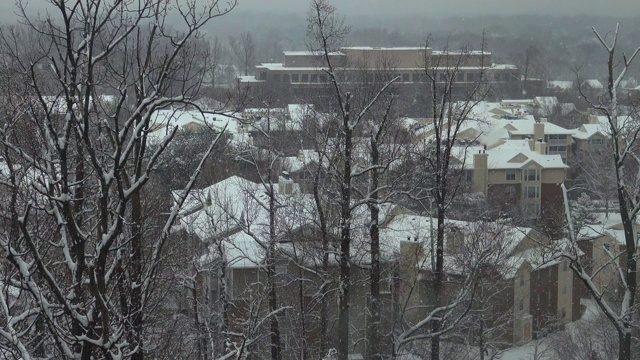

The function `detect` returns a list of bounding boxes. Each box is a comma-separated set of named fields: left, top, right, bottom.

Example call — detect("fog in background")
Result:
left=236, top=0, right=640, bottom=17
left=2, top=0, right=640, bottom=80
left=4, top=0, right=640, bottom=22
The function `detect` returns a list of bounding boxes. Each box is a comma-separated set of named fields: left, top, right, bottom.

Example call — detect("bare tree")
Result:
left=560, top=24, right=640, bottom=360
left=0, top=0, right=238, bottom=359
left=229, top=32, right=256, bottom=77
left=410, top=38, right=491, bottom=360
left=306, top=1, right=398, bottom=358
left=208, top=36, right=227, bottom=87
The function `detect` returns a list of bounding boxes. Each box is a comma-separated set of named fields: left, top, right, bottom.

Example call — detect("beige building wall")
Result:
left=399, top=241, right=431, bottom=323
left=488, top=168, right=521, bottom=184
left=541, top=169, right=565, bottom=183
left=513, top=265, right=533, bottom=344
left=511, top=230, right=549, bottom=254
left=473, top=153, right=488, bottom=193
left=557, top=260, right=573, bottom=323
left=591, top=235, right=620, bottom=292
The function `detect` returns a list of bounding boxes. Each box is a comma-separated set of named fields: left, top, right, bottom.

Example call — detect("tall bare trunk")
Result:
left=430, top=206, right=446, bottom=360
left=367, top=137, right=382, bottom=360
left=337, top=95, right=353, bottom=360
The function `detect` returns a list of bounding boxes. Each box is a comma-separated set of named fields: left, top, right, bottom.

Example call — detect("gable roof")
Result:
left=485, top=140, right=568, bottom=170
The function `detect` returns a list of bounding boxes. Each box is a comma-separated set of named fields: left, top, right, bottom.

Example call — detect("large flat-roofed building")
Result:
left=240, top=47, right=520, bottom=105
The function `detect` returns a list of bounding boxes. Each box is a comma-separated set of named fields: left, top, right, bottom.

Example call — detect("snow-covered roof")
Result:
left=149, top=109, right=247, bottom=145
left=534, top=96, right=559, bottom=117
left=379, top=214, right=534, bottom=278
left=582, top=79, right=604, bottom=89
left=576, top=212, right=640, bottom=245
left=283, top=149, right=323, bottom=173
left=238, top=75, right=265, bottom=83
left=572, top=123, right=609, bottom=140
left=547, top=80, right=573, bottom=90
left=243, top=104, right=325, bottom=132
left=507, top=120, right=574, bottom=136
left=344, top=46, right=427, bottom=51
left=283, top=50, right=343, bottom=56
left=484, top=140, right=568, bottom=170
left=260, top=62, right=328, bottom=71
left=180, top=176, right=316, bottom=269
left=174, top=176, right=259, bottom=241
left=451, top=139, right=567, bottom=170
left=288, top=104, right=314, bottom=123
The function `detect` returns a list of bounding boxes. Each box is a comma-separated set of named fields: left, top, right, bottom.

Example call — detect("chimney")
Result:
left=534, top=122, right=545, bottom=142
left=446, top=226, right=465, bottom=255
left=473, top=151, right=488, bottom=194
left=278, top=171, right=294, bottom=196
left=535, top=139, right=547, bottom=155
left=399, top=240, right=426, bottom=307
left=400, top=240, right=425, bottom=274
left=588, top=114, right=599, bottom=124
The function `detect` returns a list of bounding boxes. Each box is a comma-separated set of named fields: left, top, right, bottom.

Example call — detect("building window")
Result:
left=562, top=307, right=566, bottom=318
left=549, top=146, right=567, bottom=152
left=402, top=73, right=410, bottom=82
left=467, top=72, right=476, bottom=82
left=563, top=284, right=567, bottom=294
left=603, top=243, right=611, bottom=252
left=310, top=74, right=318, bottom=83
left=301, top=74, right=309, bottom=83
left=523, top=168, right=540, bottom=181
left=519, top=273, right=525, bottom=286
left=563, top=261, right=569, bottom=271
left=519, top=298, right=524, bottom=311
left=506, top=169, right=516, bottom=181
left=291, top=74, right=299, bottom=83
left=524, top=186, right=540, bottom=199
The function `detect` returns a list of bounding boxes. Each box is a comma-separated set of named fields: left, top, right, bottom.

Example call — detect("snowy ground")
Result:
left=500, top=299, right=601, bottom=359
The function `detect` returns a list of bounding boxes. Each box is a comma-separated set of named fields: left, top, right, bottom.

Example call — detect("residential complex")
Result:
left=155, top=92, right=620, bottom=358
left=174, top=174, right=583, bottom=356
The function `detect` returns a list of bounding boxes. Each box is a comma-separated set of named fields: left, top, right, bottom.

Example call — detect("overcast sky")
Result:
left=236, top=0, right=640, bottom=17
left=1, top=0, right=638, bottom=23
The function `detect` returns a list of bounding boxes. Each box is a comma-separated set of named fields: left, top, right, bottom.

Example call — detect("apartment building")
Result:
left=174, top=171, right=581, bottom=357
left=469, top=139, right=568, bottom=232
left=456, top=100, right=575, bottom=163
left=572, top=114, right=610, bottom=151
left=575, top=214, right=640, bottom=303
left=397, top=218, right=577, bottom=345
